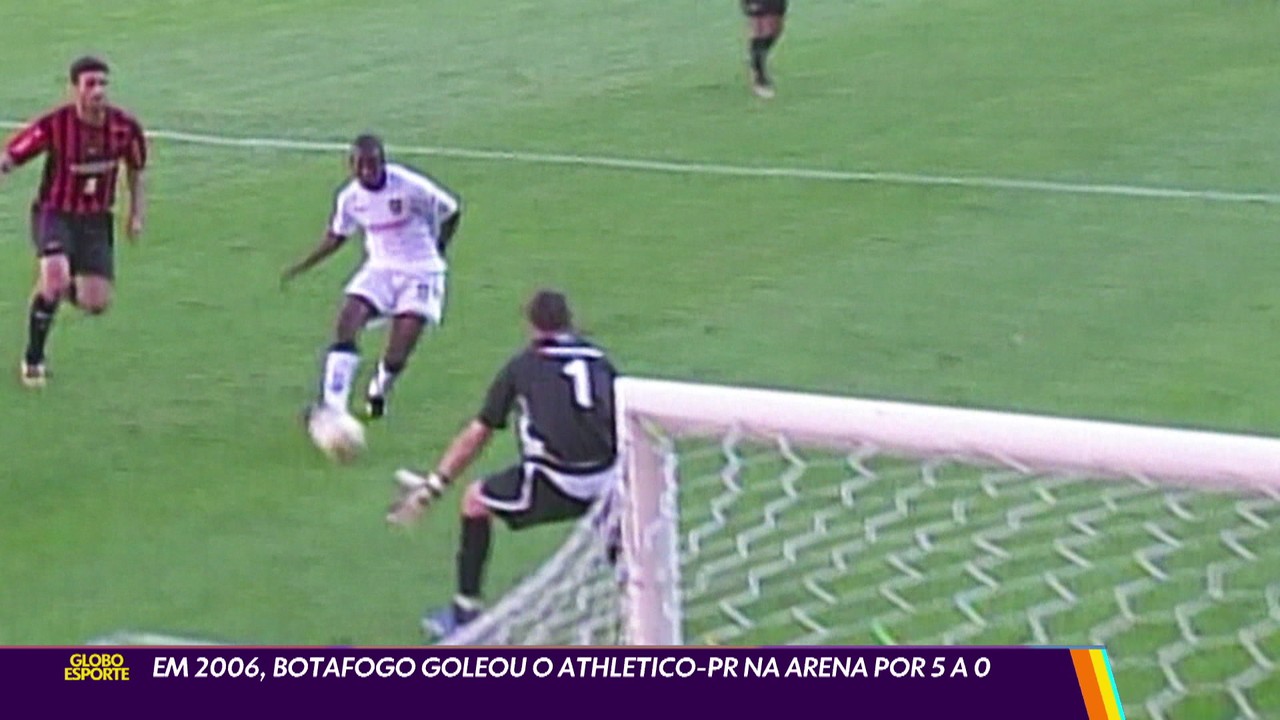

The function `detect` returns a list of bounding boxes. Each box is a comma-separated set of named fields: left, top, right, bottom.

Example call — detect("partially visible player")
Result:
left=741, top=0, right=788, bottom=98
left=282, top=134, right=462, bottom=420
left=0, top=56, right=148, bottom=387
left=387, top=290, right=620, bottom=640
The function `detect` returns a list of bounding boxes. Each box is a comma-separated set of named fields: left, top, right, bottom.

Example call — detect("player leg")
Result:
left=314, top=294, right=376, bottom=415
left=421, top=465, right=593, bottom=641
left=69, top=213, right=116, bottom=316
left=365, top=272, right=443, bottom=419
left=420, top=475, right=506, bottom=639
left=365, top=314, right=424, bottom=419
left=22, top=210, right=72, bottom=387
left=744, top=0, right=787, bottom=97
left=308, top=266, right=391, bottom=418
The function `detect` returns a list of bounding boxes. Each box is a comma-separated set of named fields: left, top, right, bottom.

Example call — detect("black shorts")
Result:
left=742, top=0, right=787, bottom=17
left=30, top=208, right=115, bottom=280
left=479, top=463, right=595, bottom=531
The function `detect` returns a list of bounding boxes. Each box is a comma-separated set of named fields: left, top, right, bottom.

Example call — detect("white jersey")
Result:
left=329, top=163, right=460, bottom=272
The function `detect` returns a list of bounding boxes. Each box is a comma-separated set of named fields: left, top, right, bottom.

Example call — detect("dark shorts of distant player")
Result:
left=29, top=208, right=115, bottom=280
left=479, top=463, right=595, bottom=531
left=742, top=0, right=787, bottom=17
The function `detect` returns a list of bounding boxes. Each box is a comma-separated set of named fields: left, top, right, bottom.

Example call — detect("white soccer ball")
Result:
left=308, top=407, right=366, bottom=463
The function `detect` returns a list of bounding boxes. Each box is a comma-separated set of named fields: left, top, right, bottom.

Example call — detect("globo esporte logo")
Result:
left=64, top=652, right=130, bottom=681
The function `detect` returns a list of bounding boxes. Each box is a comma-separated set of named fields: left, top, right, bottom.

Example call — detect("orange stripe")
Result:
left=1071, top=649, right=1110, bottom=719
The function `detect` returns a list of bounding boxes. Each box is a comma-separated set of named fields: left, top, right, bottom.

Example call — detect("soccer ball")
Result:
left=307, top=406, right=366, bottom=463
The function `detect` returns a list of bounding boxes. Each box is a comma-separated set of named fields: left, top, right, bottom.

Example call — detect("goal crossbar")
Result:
left=615, top=377, right=1280, bottom=646
left=617, top=377, right=1280, bottom=488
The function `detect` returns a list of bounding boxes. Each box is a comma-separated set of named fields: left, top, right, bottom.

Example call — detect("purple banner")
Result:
left=5, top=646, right=1120, bottom=718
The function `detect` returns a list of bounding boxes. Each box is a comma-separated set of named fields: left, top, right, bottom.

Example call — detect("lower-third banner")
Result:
left=13, top=645, right=1126, bottom=718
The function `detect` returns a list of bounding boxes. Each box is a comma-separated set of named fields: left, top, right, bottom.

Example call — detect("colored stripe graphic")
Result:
left=1088, top=649, right=1127, bottom=720
left=1070, top=649, right=1126, bottom=719
left=1071, top=649, right=1109, bottom=719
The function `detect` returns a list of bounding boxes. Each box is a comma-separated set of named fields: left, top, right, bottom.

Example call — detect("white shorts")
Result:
left=344, top=266, right=446, bottom=324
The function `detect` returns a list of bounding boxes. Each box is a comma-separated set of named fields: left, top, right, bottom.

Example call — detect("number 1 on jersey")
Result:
left=561, top=359, right=594, bottom=409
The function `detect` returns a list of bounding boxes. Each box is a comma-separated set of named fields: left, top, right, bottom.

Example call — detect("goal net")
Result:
left=441, top=377, right=1280, bottom=719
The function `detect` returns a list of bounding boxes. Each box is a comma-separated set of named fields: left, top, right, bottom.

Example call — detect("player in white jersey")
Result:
left=282, top=134, right=462, bottom=421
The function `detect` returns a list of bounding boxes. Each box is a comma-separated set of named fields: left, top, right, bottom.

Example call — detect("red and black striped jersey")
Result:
left=4, top=104, right=147, bottom=215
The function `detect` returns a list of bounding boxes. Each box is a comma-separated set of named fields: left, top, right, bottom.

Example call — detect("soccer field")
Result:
left=1, top=0, right=1277, bottom=715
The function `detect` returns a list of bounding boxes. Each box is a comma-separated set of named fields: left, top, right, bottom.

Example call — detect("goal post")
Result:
left=442, top=376, right=1280, bottom=716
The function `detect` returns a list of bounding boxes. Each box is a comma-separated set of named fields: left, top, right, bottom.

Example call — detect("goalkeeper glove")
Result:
left=386, top=470, right=449, bottom=526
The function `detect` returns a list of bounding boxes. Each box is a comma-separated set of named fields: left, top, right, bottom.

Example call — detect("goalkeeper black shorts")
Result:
left=479, top=463, right=594, bottom=531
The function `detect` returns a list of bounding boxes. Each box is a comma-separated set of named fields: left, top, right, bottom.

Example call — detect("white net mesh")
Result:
left=443, top=414, right=1280, bottom=719
left=439, top=491, right=627, bottom=646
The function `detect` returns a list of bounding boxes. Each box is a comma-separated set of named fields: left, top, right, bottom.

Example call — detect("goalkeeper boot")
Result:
left=421, top=602, right=481, bottom=642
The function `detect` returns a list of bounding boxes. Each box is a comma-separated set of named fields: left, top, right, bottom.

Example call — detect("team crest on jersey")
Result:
left=389, top=198, right=403, bottom=215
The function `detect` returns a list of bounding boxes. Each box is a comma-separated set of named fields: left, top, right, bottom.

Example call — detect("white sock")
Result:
left=322, top=349, right=360, bottom=411
left=367, top=360, right=400, bottom=399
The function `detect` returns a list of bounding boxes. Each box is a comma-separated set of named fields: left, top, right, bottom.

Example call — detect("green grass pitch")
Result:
left=1, top=0, right=1277, bottom=715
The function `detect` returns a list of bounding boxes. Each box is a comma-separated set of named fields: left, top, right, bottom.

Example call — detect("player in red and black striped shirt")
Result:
left=0, top=56, right=148, bottom=387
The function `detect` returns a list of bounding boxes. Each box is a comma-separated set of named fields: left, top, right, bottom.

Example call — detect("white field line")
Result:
left=3, top=120, right=1279, bottom=205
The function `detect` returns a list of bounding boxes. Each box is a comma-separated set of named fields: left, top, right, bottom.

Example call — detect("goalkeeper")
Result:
left=387, top=289, right=622, bottom=641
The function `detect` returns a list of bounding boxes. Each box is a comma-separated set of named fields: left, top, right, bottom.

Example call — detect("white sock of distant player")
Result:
left=322, top=345, right=361, bottom=411
left=367, top=359, right=402, bottom=399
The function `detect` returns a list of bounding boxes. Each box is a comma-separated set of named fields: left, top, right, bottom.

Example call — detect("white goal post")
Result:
left=614, top=377, right=1280, bottom=647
